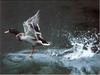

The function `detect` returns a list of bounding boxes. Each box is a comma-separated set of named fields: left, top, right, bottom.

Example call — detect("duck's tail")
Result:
left=42, top=42, right=51, bottom=46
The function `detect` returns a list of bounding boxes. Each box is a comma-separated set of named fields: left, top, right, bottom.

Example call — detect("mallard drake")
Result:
left=4, top=11, right=50, bottom=57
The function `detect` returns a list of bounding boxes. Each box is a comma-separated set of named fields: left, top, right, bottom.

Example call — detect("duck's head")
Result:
left=4, top=28, right=20, bottom=35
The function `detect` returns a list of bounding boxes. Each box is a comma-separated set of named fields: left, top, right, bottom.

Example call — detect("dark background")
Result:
left=0, top=0, right=99, bottom=54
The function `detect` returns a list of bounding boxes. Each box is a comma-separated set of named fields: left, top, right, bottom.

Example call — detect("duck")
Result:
left=4, top=11, right=50, bottom=57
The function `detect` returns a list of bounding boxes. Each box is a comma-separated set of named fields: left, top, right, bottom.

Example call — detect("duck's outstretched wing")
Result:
left=23, top=11, right=41, bottom=37
left=23, top=11, right=50, bottom=45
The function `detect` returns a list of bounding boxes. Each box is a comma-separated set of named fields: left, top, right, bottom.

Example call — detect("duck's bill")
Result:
left=98, top=33, right=100, bottom=35
left=4, top=30, right=9, bottom=34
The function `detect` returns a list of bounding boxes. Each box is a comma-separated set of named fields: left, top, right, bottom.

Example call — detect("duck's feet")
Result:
left=25, top=49, right=35, bottom=60
left=29, top=48, right=36, bottom=58
left=29, top=54, right=32, bottom=58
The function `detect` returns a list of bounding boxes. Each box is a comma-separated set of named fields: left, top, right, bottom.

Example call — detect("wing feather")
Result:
left=23, top=10, right=41, bottom=38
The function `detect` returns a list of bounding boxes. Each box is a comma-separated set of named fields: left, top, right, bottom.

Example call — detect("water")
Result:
left=2, top=30, right=100, bottom=74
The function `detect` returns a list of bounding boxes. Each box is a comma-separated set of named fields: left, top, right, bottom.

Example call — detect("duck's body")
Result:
left=4, top=11, right=50, bottom=56
left=16, top=33, right=49, bottom=46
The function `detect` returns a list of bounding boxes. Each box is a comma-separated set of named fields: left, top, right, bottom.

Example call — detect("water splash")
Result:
left=59, top=30, right=100, bottom=74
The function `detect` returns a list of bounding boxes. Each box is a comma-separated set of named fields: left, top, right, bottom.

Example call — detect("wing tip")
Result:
left=37, top=10, right=40, bottom=14
left=35, top=10, right=40, bottom=17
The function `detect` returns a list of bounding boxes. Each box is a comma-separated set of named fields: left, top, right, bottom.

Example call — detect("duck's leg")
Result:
left=29, top=46, right=35, bottom=58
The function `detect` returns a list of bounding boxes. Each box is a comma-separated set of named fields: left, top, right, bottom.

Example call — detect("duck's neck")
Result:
left=10, top=32, right=19, bottom=35
left=9, top=29, right=20, bottom=35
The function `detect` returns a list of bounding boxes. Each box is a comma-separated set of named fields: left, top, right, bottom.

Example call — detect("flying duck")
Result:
left=4, top=11, right=50, bottom=57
